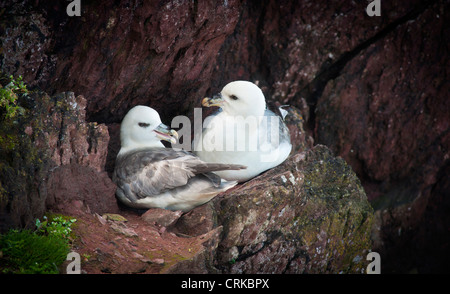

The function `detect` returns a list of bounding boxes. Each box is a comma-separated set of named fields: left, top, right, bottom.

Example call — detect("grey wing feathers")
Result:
left=113, top=149, right=246, bottom=199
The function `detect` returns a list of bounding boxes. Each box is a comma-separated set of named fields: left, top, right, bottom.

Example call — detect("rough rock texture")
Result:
left=45, top=164, right=118, bottom=216
left=0, top=0, right=242, bottom=123
left=38, top=92, right=119, bottom=216
left=209, top=0, right=431, bottom=103
left=0, top=88, right=118, bottom=232
left=314, top=1, right=449, bottom=273
left=316, top=1, right=449, bottom=200
left=142, top=208, right=183, bottom=227
left=69, top=211, right=223, bottom=274
left=172, top=145, right=373, bottom=274
left=0, top=1, right=56, bottom=89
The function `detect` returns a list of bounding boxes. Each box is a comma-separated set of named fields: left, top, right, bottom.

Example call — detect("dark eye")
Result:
left=230, top=95, right=238, bottom=100
left=138, top=122, right=150, bottom=128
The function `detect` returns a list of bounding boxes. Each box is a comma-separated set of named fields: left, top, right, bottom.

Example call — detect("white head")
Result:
left=202, top=81, right=267, bottom=117
left=118, top=105, right=178, bottom=155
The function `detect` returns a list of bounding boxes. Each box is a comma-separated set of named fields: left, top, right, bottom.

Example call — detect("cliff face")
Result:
left=1, top=0, right=448, bottom=273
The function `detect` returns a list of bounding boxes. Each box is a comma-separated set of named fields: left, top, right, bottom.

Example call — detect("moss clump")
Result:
left=298, top=146, right=373, bottom=273
left=303, top=149, right=360, bottom=202
left=0, top=215, right=76, bottom=274
left=0, top=229, right=69, bottom=274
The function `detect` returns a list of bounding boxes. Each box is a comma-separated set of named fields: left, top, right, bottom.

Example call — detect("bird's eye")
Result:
left=230, top=95, right=238, bottom=100
left=138, top=122, right=150, bottom=128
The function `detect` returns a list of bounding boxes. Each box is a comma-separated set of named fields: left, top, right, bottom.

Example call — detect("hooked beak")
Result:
left=153, top=123, right=179, bottom=144
left=202, top=93, right=224, bottom=107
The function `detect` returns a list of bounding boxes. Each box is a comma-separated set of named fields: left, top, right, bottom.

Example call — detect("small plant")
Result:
left=36, top=215, right=77, bottom=240
left=0, top=75, right=27, bottom=119
left=0, top=215, right=77, bottom=274
left=82, top=253, right=91, bottom=261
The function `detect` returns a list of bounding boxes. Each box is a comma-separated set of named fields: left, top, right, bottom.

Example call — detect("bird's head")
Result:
left=202, top=81, right=266, bottom=118
left=118, top=105, right=178, bottom=155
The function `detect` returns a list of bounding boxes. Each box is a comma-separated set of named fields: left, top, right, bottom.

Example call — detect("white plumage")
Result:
left=193, top=81, right=292, bottom=182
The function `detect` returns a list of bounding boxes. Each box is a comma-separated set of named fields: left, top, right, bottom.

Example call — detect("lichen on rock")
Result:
left=173, top=145, right=374, bottom=274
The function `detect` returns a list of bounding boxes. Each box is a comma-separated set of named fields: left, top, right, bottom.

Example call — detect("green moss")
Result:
left=101, top=213, right=128, bottom=222
left=303, top=151, right=360, bottom=202
left=143, top=249, right=188, bottom=265
left=272, top=147, right=372, bottom=273
left=0, top=229, right=70, bottom=274
left=294, top=148, right=374, bottom=273
left=0, top=213, right=77, bottom=273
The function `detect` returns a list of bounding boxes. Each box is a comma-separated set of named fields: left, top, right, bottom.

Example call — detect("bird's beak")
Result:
left=153, top=123, right=179, bottom=144
left=202, top=93, right=224, bottom=107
